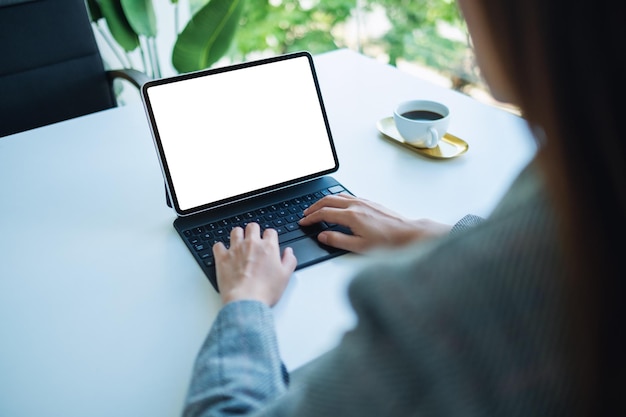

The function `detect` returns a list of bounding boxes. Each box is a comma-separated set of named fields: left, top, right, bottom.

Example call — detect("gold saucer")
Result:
left=376, top=117, right=469, bottom=159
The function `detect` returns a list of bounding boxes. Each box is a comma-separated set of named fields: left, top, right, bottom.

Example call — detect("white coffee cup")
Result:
left=393, top=100, right=450, bottom=148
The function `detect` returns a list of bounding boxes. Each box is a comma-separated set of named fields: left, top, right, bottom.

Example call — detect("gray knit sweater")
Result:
left=184, top=161, right=579, bottom=416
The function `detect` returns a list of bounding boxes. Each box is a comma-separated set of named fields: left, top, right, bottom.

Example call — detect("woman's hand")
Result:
left=213, top=223, right=297, bottom=306
left=298, top=194, right=452, bottom=253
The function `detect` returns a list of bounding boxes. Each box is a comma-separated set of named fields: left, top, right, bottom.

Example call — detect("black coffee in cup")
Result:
left=401, top=110, right=443, bottom=121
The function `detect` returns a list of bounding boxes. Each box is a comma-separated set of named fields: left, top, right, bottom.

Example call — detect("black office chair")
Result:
left=0, top=0, right=150, bottom=138
left=0, top=0, right=175, bottom=206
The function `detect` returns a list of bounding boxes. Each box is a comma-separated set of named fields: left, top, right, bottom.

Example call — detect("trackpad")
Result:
left=282, top=237, right=342, bottom=270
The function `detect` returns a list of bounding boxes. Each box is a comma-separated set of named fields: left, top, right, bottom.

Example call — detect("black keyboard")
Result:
left=180, top=183, right=349, bottom=289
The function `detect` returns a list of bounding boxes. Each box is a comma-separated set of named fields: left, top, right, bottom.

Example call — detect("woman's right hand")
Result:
left=298, top=194, right=452, bottom=253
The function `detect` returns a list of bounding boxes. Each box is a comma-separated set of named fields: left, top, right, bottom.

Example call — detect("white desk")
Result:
left=0, top=49, right=535, bottom=417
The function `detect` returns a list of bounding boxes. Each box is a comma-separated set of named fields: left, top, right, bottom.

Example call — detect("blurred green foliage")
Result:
left=234, top=0, right=352, bottom=56
left=231, top=0, right=477, bottom=88
left=90, top=0, right=477, bottom=89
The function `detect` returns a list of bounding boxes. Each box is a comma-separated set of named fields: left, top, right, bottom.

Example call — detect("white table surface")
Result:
left=0, top=49, right=536, bottom=417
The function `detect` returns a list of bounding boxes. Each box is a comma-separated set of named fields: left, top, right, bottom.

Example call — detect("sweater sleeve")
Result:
left=183, top=300, right=288, bottom=417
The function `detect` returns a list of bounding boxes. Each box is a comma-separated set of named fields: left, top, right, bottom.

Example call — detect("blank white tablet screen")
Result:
left=146, top=55, right=337, bottom=212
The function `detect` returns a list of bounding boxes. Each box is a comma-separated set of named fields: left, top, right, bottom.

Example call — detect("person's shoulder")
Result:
left=343, top=167, right=573, bottom=414
left=489, top=159, right=549, bottom=219
left=348, top=157, right=564, bottom=329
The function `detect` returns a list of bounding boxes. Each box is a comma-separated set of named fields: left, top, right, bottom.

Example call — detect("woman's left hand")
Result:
left=299, top=194, right=452, bottom=253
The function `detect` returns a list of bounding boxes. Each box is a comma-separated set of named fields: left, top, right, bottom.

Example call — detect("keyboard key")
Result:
left=229, top=215, right=243, bottom=224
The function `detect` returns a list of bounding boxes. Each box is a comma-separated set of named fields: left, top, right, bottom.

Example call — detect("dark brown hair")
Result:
left=467, top=0, right=625, bottom=414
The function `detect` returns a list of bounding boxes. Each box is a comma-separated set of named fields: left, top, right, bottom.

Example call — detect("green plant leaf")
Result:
left=120, top=0, right=157, bottom=38
left=172, top=0, right=245, bottom=73
left=97, top=0, right=140, bottom=52
left=86, top=0, right=103, bottom=22
left=189, top=0, right=210, bottom=15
